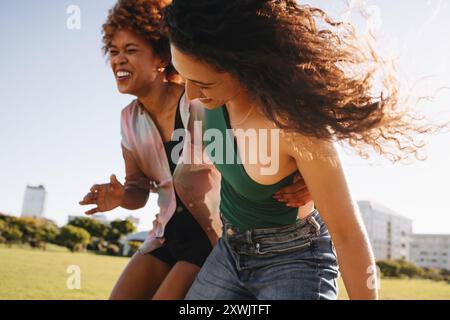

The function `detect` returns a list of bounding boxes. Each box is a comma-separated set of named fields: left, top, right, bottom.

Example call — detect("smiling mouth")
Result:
left=116, top=70, right=132, bottom=81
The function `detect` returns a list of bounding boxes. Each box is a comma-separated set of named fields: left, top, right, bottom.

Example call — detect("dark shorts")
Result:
left=149, top=206, right=213, bottom=268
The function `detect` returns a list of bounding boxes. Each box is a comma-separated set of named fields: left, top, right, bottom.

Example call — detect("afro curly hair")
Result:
left=102, top=0, right=178, bottom=82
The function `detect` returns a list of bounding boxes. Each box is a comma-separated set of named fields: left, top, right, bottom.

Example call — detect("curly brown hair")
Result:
left=164, top=0, right=448, bottom=162
left=102, top=0, right=178, bottom=82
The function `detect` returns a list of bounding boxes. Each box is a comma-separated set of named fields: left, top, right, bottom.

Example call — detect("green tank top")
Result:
left=204, top=105, right=299, bottom=230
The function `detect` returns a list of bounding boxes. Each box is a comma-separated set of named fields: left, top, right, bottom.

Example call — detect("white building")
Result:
left=358, top=200, right=412, bottom=261
left=410, top=234, right=450, bottom=271
left=120, top=231, right=147, bottom=256
left=21, top=185, right=46, bottom=218
left=91, top=214, right=109, bottom=225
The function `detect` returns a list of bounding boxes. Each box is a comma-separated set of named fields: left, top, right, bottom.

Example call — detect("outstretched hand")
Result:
left=78, top=174, right=124, bottom=215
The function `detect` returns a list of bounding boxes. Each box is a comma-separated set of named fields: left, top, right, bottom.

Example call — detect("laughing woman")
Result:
left=79, top=0, right=219, bottom=300
left=163, top=0, right=438, bottom=300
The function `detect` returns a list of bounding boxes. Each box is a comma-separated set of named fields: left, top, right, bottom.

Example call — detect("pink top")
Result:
left=120, top=93, right=222, bottom=254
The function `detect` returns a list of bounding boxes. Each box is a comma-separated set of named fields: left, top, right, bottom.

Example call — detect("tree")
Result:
left=397, top=260, right=424, bottom=278
left=110, top=219, right=136, bottom=236
left=105, top=219, right=136, bottom=245
left=105, top=227, right=121, bottom=243
left=40, top=219, right=60, bottom=244
left=0, top=220, right=5, bottom=245
left=376, top=260, right=401, bottom=277
left=0, top=215, right=24, bottom=246
left=56, top=225, right=90, bottom=252
left=0, top=214, right=60, bottom=250
left=106, top=243, right=121, bottom=256
left=68, top=217, right=109, bottom=239
left=11, top=217, right=60, bottom=250
left=2, top=226, right=23, bottom=246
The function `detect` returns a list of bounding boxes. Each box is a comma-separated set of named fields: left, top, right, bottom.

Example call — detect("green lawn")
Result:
left=0, top=245, right=449, bottom=300
left=0, top=244, right=128, bottom=300
left=337, top=278, right=450, bottom=300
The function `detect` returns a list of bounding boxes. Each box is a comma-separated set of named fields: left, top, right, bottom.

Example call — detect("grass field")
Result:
left=0, top=245, right=449, bottom=300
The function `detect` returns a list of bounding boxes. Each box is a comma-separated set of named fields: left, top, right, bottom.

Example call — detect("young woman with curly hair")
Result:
left=163, top=0, right=444, bottom=300
left=79, top=0, right=311, bottom=300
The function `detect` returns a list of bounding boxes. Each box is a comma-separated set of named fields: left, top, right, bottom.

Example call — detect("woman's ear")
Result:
left=156, top=57, right=171, bottom=73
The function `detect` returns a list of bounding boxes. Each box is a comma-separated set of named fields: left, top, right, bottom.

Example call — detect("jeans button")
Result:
left=226, top=228, right=234, bottom=237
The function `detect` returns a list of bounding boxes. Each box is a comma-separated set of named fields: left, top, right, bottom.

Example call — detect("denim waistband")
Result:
left=221, top=209, right=327, bottom=245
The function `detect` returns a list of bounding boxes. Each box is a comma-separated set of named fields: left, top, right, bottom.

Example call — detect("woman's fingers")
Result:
left=274, top=185, right=308, bottom=200
left=79, top=192, right=97, bottom=205
left=90, top=184, right=100, bottom=193
left=274, top=185, right=307, bottom=198
left=274, top=177, right=307, bottom=197
left=85, top=207, right=99, bottom=216
left=277, top=188, right=312, bottom=204
left=110, top=174, right=122, bottom=188
left=79, top=198, right=96, bottom=205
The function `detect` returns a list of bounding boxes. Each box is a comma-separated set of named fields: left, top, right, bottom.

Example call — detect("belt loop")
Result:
left=246, top=230, right=253, bottom=244
left=308, top=215, right=321, bottom=236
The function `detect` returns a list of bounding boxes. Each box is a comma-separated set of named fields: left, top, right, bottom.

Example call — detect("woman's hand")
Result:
left=79, top=174, right=124, bottom=215
left=273, top=173, right=312, bottom=207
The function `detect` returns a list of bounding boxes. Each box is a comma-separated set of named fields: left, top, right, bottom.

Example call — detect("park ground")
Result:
left=0, top=245, right=449, bottom=300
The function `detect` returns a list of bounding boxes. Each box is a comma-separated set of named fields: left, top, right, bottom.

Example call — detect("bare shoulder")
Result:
left=279, top=129, right=340, bottom=162
left=252, top=108, right=339, bottom=161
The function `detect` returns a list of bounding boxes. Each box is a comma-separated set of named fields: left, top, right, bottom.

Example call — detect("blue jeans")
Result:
left=185, top=209, right=340, bottom=300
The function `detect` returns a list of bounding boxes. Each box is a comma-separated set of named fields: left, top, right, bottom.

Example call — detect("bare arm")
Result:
left=120, top=145, right=151, bottom=210
left=282, top=133, right=378, bottom=300
left=79, top=147, right=151, bottom=213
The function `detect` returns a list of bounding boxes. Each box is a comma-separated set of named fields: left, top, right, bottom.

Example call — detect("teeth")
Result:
left=117, top=71, right=131, bottom=78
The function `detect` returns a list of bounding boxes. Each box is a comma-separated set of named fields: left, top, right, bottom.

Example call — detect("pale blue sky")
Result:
left=0, top=0, right=449, bottom=234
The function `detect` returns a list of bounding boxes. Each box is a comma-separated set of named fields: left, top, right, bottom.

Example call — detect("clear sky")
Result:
left=0, top=0, right=449, bottom=234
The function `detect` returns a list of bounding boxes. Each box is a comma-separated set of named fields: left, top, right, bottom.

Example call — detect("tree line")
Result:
left=0, top=212, right=138, bottom=256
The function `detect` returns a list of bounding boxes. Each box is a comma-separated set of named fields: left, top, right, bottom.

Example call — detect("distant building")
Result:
left=358, top=200, right=412, bottom=261
left=91, top=215, right=109, bottom=225
left=410, top=234, right=450, bottom=271
left=21, top=185, right=46, bottom=218
left=120, top=231, right=147, bottom=256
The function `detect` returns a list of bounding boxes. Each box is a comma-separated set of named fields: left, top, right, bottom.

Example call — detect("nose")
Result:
left=185, top=80, right=203, bottom=101
left=112, top=51, right=128, bottom=66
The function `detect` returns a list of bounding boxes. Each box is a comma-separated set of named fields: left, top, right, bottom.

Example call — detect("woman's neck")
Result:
left=226, top=89, right=259, bottom=126
left=137, top=80, right=173, bottom=118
